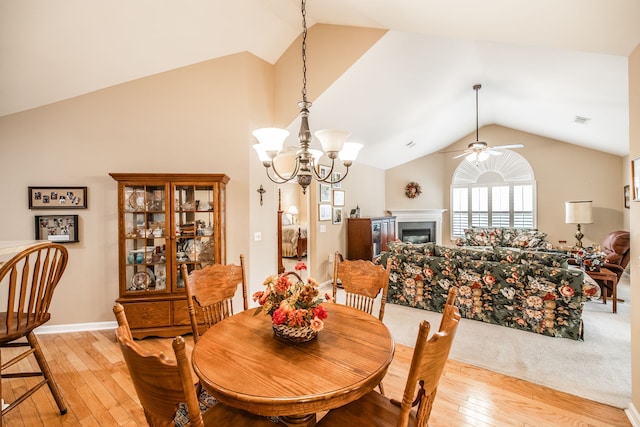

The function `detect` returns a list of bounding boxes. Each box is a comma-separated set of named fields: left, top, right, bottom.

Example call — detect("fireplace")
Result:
left=390, top=209, right=447, bottom=245
left=398, top=221, right=435, bottom=244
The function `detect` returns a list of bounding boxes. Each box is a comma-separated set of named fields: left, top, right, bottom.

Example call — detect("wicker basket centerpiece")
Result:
left=253, top=264, right=330, bottom=344
left=272, top=323, right=318, bottom=343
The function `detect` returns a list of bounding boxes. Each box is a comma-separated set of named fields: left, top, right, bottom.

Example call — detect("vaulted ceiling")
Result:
left=2, top=0, right=639, bottom=169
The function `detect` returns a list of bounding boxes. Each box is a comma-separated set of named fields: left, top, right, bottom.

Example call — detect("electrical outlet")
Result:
left=254, top=232, right=261, bottom=241
left=320, top=225, right=326, bottom=233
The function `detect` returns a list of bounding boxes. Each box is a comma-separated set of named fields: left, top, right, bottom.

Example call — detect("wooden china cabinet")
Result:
left=110, top=173, right=229, bottom=339
left=347, top=216, right=396, bottom=261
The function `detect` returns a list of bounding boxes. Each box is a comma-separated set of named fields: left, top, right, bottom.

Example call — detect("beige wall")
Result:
left=274, top=25, right=386, bottom=127
left=0, top=53, right=264, bottom=325
left=308, top=162, right=386, bottom=283
left=386, top=125, right=625, bottom=247
left=0, top=24, right=385, bottom=326
left=629, top=43, right=639, bottom=418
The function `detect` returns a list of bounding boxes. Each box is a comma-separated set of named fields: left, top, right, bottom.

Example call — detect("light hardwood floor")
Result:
left=1, top=329, right=631, bottom=427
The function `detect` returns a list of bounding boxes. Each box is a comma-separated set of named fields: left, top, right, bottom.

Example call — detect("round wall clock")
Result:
left=405, top=182, right=422, bottom=199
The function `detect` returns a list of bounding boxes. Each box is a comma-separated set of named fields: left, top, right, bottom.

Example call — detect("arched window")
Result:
left=450, top=150, right=536, bottom=237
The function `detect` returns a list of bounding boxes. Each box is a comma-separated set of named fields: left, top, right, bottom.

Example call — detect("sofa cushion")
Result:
left=493, top=247, right=522, bottom=264
left=520, top=250, right=569, bottom=268
left=462, top=228, right=504, bottom=247
left=386, top=241, right=436, bottom=256
left=385, top=256, right=458, bottom=313
left=456, top=260, right=528, bottom=323
left=435, top=245, right=496, bottom=261
left=503, top=228, right=550, bottom=249
left=455, top=261, right=584, bottom=339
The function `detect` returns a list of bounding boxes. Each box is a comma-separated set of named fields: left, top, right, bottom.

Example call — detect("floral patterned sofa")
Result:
left=376, top=242, right=601, bottom=340
left=454, top=227, right=553, bottom=249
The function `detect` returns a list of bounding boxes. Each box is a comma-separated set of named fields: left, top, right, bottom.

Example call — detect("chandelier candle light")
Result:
left=252, top=0, right=363, bottom=194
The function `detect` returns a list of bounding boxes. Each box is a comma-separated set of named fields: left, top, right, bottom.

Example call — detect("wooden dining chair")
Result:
left=181, top=255, right=248, bottom=343
left=332, top=251, right=392, bottom=321
left=317, top=287, right=461, bottom=427
left=113, top=304, right=280, bottom=427
left=0, top=242, right=68, bottom=419
left=332, top=252, right=392, bottom=394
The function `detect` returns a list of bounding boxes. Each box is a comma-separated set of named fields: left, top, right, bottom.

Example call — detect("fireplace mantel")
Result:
left=389, top=209, right=447, bottom=245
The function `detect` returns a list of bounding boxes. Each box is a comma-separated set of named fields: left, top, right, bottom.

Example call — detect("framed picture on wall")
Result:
left=331, top=172, right=341, bottom=188
left=35, top=214, right=79, bottom=243
left=333, top=190, right=345, bottom=206
left=332, top=207, right=343, bottom=224
left=318, top=165, right=331, bottom=180
left=29, top=186, right=87, bottom=209
left=319, top=204, right=331, bottom=221
left=633, top=157, right=640, bottom=201
left=319, top=183, right=331, bottom=203
left=624, top=185, right=630, bottom=209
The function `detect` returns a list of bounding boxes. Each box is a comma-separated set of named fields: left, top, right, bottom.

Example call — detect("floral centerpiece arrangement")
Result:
left=573, top=248, right=606, bottom=271
left=252, top=262, right=331, bottom=342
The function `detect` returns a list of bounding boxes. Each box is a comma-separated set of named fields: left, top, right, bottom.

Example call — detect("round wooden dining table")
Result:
left=191, top=303, right=395, bottom=427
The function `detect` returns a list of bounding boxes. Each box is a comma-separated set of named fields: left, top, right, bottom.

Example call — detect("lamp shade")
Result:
left=287, top=205, right=299, bottom=215
left=252, top=128, right=289, bottom=157
left=315, top=129, right=350, bottom=153
left=565, top=201, right=593, bottom=224
left=338, top=142, right=363, bottom=162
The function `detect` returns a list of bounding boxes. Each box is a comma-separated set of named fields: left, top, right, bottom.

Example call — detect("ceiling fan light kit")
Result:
left=449, top=84, right=524, bottom=165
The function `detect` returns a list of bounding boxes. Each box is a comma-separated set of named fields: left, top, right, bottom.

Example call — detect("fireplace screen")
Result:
left=398, top=221, right=436, bottom=244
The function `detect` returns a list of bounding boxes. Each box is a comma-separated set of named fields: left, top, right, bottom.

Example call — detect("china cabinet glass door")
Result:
left=174, top=184, right=218, bottom=290
left=123, top=184, right=168, bottom=294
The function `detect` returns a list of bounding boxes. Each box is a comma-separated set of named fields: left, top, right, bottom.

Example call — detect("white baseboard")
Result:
left=627, top=402, right=640, bottom=427
left=35, top=321, right=117, bottom=335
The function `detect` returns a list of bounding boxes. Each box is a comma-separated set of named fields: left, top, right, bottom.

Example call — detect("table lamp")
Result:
left=565, top=200, right=593, bottom=248
left=287, top=205, right=299, bottom=224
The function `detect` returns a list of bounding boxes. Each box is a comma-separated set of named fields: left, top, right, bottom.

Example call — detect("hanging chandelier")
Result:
left=252, top=0, right=362, bottom=194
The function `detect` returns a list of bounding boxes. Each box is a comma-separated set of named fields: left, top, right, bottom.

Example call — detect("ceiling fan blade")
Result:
left=490, top=144, right=524, bottom=150
left=452, top=151, right=470, bottom=159
left=487, top=150, right=504, bottom=156
left=438, top=147, right=467, bottom=154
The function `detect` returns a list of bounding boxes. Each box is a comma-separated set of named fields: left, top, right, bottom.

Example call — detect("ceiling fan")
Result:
left=448, top=84, right=523, bottom=162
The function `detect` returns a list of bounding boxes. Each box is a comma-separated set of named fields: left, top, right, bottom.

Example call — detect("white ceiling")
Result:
left=1, top=0, right=639, bottom=169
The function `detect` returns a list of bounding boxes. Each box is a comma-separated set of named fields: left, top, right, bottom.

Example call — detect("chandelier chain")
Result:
left=301, top=0, right=308, bottom=103
left=252, top=0, right=361, bottom=194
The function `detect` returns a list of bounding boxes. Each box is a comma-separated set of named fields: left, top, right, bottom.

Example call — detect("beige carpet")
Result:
left=380, top=273, right=631, bottom=409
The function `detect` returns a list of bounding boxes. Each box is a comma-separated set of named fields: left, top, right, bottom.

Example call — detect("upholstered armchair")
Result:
left=602, top=230, right=630, bottom=280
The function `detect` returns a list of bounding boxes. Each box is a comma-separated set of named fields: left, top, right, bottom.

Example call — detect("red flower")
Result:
left=271, top=308, right=287, bottom=325
left=313, top=305, right=328, bottom=320
left=295, top=262, right=307, bottom=271
left=287, top=309, right=308, bottom=327
left=252, top=289, right=270, bottom=305
left=483, top=275, right=496, bottom=286
left=584, top=287, right=598, bottom=297
left=559, top=285, right=575, bottom=298
left=276, top=275, right=290, bottom=293
left=543, top=292, right=556, bottom=300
